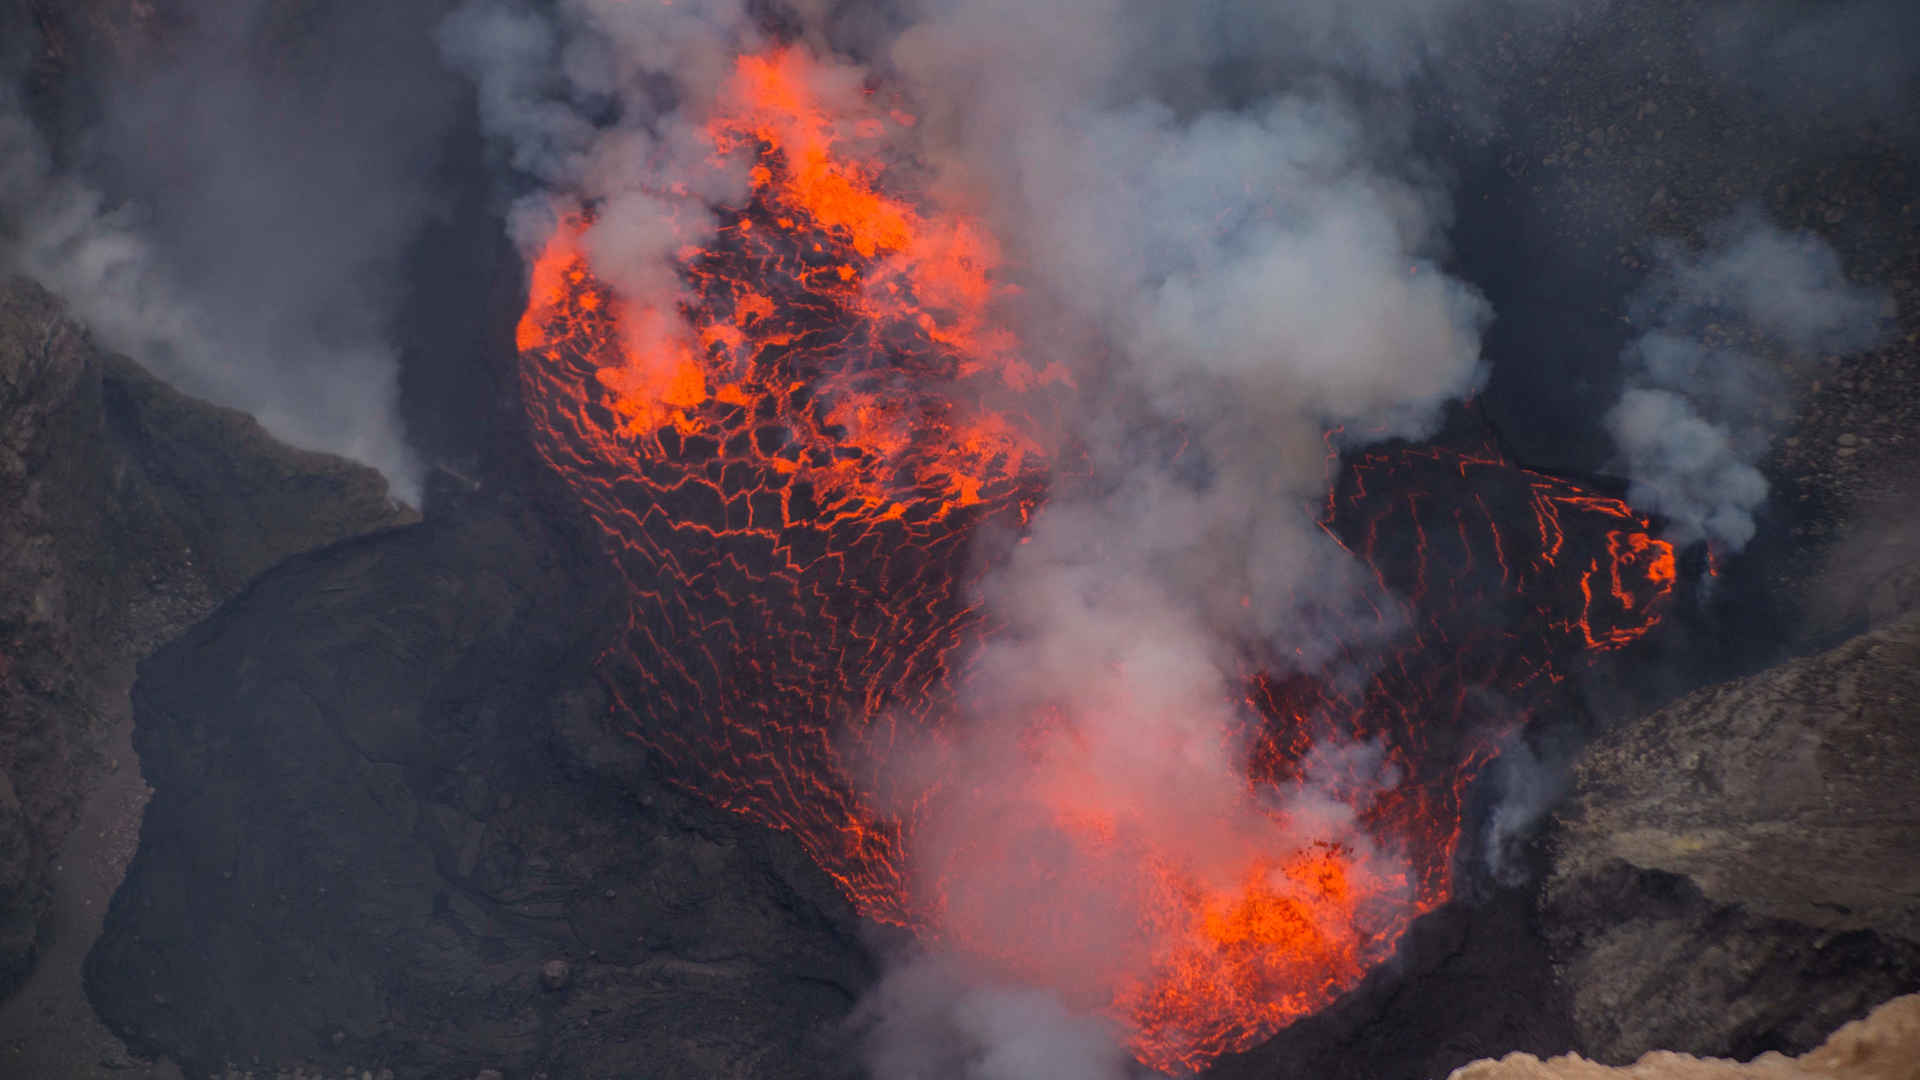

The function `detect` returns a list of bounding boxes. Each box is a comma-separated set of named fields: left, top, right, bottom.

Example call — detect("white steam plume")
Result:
left=439, top=0, right=760, bottom=273
left=0, top=1, right=465, bottom=503
left=864, top=2, right=1502, bottom=1072
left=1607, top=209, right=1888, bottom=551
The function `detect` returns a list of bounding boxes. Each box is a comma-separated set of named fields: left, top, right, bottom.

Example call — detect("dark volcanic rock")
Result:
left=86, top=495, right=874, bottom=1079
left=0, top=275, right=411, bottom=1003
left=1544, top=613, right=1920, bottom=1063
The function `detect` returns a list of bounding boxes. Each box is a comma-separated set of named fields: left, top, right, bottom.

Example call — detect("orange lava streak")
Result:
left=513, top=45, right=1682, bottom=1077
left=1118, top=845, right=1402, bottom=1067
left=721, top=53, right=912, bottom=257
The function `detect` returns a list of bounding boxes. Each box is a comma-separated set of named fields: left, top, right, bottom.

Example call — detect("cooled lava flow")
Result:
left=513, top=47, right=1676, bottom=1075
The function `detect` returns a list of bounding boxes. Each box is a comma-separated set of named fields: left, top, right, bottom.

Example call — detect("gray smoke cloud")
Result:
left=862, top=4, right=1508, bottom=1070
left=861, top=42, right=1425, bottom=1080
left=439, top=0, right=759, bottom=258
left=1608, top=210, right=1888, bottom=551
left=854, top=951, right=1139, bottom=1080
left=0, top=1, right=464, bottom=503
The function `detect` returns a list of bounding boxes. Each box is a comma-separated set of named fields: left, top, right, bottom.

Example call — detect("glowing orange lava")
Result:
left=513, top=45, right=1676, bottom=1075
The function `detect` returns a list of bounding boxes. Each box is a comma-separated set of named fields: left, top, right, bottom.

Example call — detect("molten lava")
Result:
left=513, top=46, right=1675, bottom=1075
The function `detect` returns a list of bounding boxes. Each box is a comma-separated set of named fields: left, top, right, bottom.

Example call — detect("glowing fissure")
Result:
left=514, top=47, right=1675, bottom=1074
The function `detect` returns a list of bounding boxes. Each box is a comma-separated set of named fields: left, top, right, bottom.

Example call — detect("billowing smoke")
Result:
left=439, top=0, right=759, bottom=275
left=1607, top=210, right=1888, bottom=551
left=0, top=1, right=464, bottom=502
left=856, top=2, right=1509, bottom=1071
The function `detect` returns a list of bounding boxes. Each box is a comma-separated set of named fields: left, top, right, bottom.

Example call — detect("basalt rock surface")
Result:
left=1544, top=613, right=1920, bottom=1064
left=0, top=275, right=411, bottom=1004
left=85, top=488, right=876, bottom=1080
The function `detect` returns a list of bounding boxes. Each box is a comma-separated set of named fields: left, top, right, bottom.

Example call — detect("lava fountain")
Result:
left=513, top=46, right=1674, bottom=1075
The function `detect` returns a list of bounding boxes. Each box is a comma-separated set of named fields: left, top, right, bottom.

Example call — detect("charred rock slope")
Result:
left=0, top=276, right=410, bottom=1002
left=1545, top=613, right=1920, bottom=1063
left=85, top=489, right=875, bottom=1079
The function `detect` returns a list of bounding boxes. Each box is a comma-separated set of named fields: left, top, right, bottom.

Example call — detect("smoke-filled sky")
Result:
left=0, top=0, right=1906, bottom=1076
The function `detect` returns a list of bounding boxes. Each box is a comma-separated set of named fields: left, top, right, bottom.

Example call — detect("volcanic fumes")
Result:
left=509, top=45, right=1676, bottom=1074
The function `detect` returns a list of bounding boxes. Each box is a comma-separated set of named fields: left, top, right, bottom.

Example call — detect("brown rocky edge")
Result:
left=0, top=275, right=416, bottom=1073
left=1449, top=993, right=1920, bottom=1080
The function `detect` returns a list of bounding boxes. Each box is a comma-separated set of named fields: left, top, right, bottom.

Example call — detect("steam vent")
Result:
left=1, top=1, right=1916, bottom=1079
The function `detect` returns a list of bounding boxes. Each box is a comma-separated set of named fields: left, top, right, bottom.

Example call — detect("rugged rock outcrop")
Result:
left=0, top=275, right=412, bottom=1003
left=1450, top=993, right=1920, bottom=1080
left=1545, top=613, right=1920, bottom=1063
left=85, top=488, right=876, bottom=1079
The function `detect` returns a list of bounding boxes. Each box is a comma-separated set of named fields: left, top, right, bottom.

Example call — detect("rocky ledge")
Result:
left=0, top=274, right=413, bottom=1014
left=1545, top=613, right=1920, bottom=1063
